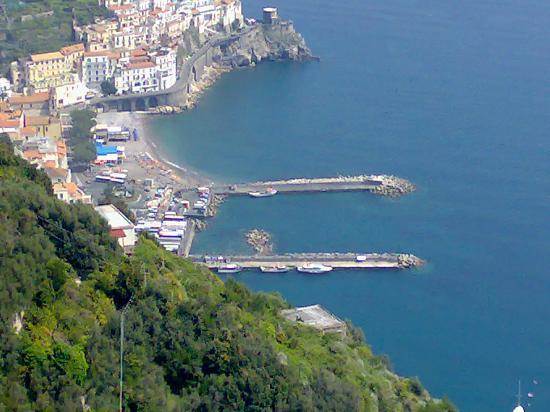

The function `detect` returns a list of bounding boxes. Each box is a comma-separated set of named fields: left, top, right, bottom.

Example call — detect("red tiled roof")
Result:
left=110, top=228, right=126, bottom=238
left=9, top=92, right=49, bottom=104
left=60, top=43, right=85, bottom=55
left=127, top=61, right=155, bottom=69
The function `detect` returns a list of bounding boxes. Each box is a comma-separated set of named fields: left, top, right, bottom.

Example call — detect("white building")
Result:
left=114, top=60, right=158, bottom=94
left=151, top=47, right=177, bottom=90
left=113, top=47, right=177, bottom=94
left=0, top=78, right=13, bottom=99
left=95, top=204, right=136, bottom=254
left=50, top=80, right=89, bottom=109
left=83, top=51, right=118, bottom=88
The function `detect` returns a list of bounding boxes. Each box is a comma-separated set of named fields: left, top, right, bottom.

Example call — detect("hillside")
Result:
left=0, top=139, right=457, bottom=411
left=0, top=0, right=111, bottom=74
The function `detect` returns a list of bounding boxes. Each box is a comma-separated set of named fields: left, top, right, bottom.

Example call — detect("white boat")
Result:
left=217, top=264, right=243, bottom=274
left=248, top=188, right=278, bottom=198
left=260, top=265, right=290, bottom=273
left=297, top=263, right=333, bottom=274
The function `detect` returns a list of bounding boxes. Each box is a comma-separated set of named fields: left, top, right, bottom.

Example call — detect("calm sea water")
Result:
left=151, top=0, right=550, bottom=410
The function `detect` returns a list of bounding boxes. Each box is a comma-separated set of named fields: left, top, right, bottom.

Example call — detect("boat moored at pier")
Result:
left=260, top=265, right=290, bottom=273
left=248, top=188, right=278, bottom=198
left=217, top=264, right=243, bottom=274
left=297, top=263, right=333, bottom=274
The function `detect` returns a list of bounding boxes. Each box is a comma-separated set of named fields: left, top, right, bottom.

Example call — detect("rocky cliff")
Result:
left=213, top=22, right=316, bottom=68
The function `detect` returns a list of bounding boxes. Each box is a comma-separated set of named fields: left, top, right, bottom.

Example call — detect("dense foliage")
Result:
left=69, top=109, right=96, bottom=165
left=0, top=0, right=112, bottom=74
left=0, top=144, right=457, bottom=411
left=100, top=80, right=117, bottom=97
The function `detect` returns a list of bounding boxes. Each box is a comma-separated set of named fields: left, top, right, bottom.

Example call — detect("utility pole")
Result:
left=119, top=296, right=133, bottom=412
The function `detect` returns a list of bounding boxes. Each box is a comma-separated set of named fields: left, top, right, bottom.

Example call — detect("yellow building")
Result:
left=26, top=51, right=76, bottom=92
left=24, top=115, right=62, bottom=140
left=60, top=43, right=85, bottom=70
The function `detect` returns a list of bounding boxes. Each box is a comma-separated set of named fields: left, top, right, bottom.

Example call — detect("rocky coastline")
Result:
left=213, top=21, right=316, bottom=69
left=156, top=21, right=316, bottom=113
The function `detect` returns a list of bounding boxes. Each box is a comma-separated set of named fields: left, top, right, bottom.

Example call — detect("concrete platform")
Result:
left=280, top=304, right=346, bottom=334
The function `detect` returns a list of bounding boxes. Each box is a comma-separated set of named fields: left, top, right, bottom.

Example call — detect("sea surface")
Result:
left=150, top=0, right=550, bottom=410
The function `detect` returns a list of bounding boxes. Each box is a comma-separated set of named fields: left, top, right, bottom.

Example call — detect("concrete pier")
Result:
left=189, top=252, right=423, bottom=271
left=178, top=219, right=196, bottom=257
left=211, top=175, right=415, bottom=197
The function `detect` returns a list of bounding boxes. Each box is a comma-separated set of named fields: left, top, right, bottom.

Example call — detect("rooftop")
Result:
left=25, top=115, right=51, bottom=127
left=60, top=43, right=85, bottom=55
left=127, top=61, right=156, bottom=69
left=9, top=92, right=49, bottom=105
left=280, top=305, right=347, bottom=334
left=30, top=51, right=64, bottom=63
left=95, top=204, right=134, bottom=230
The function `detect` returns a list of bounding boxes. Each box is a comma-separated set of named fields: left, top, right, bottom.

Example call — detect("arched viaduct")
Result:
left=90, top=29, right=253, bottom=113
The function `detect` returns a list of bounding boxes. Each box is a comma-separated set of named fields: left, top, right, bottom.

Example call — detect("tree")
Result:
left=68, top=110, right=96, bottom=164
left=100, top=80, right=117, bottom=97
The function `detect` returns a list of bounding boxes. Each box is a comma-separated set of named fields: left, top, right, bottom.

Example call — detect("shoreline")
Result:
left=93, top=64, right=231, bottom=192
left=95, top=110, right=213, bottom=190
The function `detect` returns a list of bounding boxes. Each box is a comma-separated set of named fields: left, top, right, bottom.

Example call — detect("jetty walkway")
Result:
left=189, top=253, right=423, bottom=271
left=210, top=175, right=416, bottom=197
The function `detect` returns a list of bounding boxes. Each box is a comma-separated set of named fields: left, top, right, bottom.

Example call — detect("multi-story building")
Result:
left=151, top=47, right=177, bottom=90
left=60, top=44, right=85, bottom=71
left=50, top=80, right=89, bottom=110
left=113, top=46, right=177, bottom=94
left=16, top=44, right=84, bottom=92
left=114, top=60, right=158, bottom=94
left=82, top=51, right=119, bottom=88
left=23, top=115, right=62, bottom=141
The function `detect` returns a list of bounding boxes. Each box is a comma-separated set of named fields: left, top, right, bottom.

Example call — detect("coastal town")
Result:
left=0, top=0, right=420, bottom=273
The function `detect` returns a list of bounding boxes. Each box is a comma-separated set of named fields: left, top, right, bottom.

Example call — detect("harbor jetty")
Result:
left=212, top=175, right=416, bottom=197
left=190, top=252, right=424, bottom=271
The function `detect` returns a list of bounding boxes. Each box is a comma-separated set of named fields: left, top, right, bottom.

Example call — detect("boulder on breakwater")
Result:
left=245, top=229, right=273, bottom=255
left=368, top=175, right=416, bottom=197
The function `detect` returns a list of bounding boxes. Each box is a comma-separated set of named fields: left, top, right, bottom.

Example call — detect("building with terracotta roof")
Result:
left=53, top=182, right=92, bottom=205
left=8, top=92, right=50, bottom=113
left=23, top=114, right=61, bottom=140
left=24, top=51, right=76, bottom=92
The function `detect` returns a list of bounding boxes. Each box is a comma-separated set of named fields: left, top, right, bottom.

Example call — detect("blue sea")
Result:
left=150, top=0, right=550, bottom=410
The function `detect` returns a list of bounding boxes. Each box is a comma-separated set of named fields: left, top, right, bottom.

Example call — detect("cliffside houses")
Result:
left=8, top=0, right=243, bottom=105
left=0, top=104, right=92, bottom=205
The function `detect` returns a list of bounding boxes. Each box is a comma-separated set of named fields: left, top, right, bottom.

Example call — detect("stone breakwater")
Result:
left=250, top=175, right=416, bottom=197
left=368, top=175, right=417, bottom=197
left=245, top=229, right=274, bottom=255
left=207, top=194, right=226, bottom=216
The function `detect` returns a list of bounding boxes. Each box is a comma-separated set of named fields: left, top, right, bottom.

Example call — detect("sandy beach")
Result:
left=96, top=111, right=213, bottom=189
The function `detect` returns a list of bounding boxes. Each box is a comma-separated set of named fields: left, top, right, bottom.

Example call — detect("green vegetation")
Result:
left=100, top=80, right=117, bottom=97
left=69, top=109, right=96, bottom=165
left=0, top=0, right=112, bottom=74
left=0, top=142, right=457, bottom=411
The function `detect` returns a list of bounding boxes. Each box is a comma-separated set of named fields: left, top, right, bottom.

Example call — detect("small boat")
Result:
left=297, top=263, right=333, bottom=274
left=217, top=264, right=242, bottom=274
left=248, top=188, right=278, bottom=198
left=260, top=265, right=289, bottom=273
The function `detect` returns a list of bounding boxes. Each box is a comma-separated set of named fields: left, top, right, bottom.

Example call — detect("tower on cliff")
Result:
left=262, top=7, right=278, bottom=24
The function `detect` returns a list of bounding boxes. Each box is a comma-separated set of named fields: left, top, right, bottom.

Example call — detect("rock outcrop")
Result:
left=213, top=22, right=316, bottom=68
left=245, top=228, right=274, bottom=255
